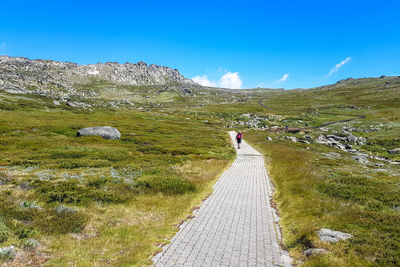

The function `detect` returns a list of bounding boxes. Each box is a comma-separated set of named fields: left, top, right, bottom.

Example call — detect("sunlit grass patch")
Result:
left=246, top=132, right=400, bottom=266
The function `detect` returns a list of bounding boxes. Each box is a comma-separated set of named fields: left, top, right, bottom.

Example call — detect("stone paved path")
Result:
left=153, top=132, right=291, bottom=266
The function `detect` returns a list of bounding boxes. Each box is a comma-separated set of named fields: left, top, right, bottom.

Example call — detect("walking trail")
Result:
left=153, top=132, right=291, bottom=266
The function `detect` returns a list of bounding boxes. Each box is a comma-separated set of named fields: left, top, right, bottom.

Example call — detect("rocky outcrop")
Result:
left=0, top=56, right=194, bottom=98
left=77, top=126, right=121, bottom=140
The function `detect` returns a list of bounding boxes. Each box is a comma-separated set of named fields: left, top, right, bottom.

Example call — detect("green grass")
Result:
left=0, top=99, right=235, bottom=265
left=0, top=75, right=399, bottom=265
left=245, top=129, right=400, bottom=266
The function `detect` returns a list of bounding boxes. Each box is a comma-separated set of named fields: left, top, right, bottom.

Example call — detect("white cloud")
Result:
left=192, top=75, right=216, bottom=87
left=192, top=71, right=243, bottom=89
left=278, top=73, right=289, bottom=83
left=327, top=57, right=351, bottom=77
left=0, top=42, right=6, bottom=50
left=219, top=72, right=242, bottom=89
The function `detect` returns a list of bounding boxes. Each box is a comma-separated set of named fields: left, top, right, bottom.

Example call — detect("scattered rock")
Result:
left=55, top=205, right=76, bottom=214
left=299, top=140, right=310, bottom=144
left=53, top=100, right=60, bottom=106
left=351, top=155, right=369, bottom=165
left=285, top=136, right=298, bottom=142
left=266, top=137, right=272, bottom=141
left=67, top=101, right=91, bottom=109
left=304, top=248, right=327, bottom=257
left=0, top=246, right=16, bottom=260
left=318, top=228, right=353, bottom=243
left=388, top=148, right=400, bottom=154
left=77, top=126, right=121, bottom=140
left=347, top=134, right=357, bottom=143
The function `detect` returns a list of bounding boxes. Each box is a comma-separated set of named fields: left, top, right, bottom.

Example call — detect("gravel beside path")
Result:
left=153, top=131, right=291, bottom=266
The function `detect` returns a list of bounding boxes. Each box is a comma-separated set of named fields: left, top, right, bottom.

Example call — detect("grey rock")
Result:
left=67, top=101, right=91, bottom=109
left=285, top=136, right=298, bottom=142
left=388, top=148, right=400, bottom=154
left=304, top=248, right=327, bottom=257
left=55, top=205, right=76, bottom=214
left=347, top=134, right=357, bottom=143
left=305, top=135, right=312, bottom=139
left=53, top=100, right=60, bottom=106
left=345, top=144, right=353, bottom=150
left=0, top=246, right=16, bottom=260
left=318, top=228, right=352, bottom=243
left=77, top=126, right=121, bottom=140
left=266, top=136, right=272, bottom=141
left=299, top=139, right=310, bottom=144
left=316, top=135, right=327, bottom=144
left=351, top=155, right=369, bottom=165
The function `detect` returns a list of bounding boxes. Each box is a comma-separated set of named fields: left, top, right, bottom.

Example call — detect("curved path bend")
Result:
left=153, top=132, right=291, bottom=266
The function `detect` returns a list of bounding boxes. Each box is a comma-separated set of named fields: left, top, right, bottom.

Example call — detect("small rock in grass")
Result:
left=0, top=246, right=16, bottom=260
left=77, top=126, right=121, bottom=140
left=347, top=134, right=358, bottom=143
left=304, top=248, right=327, bottom=257
left=266, top=136, right=272, bottom=141
left=388, top=148, right=400, bottom=154
left=55, top=205, right=76, bottom=214
left=53, top=100, right=60, bottom=106
left=318, top=228, right=353, bottom=243
left=285, top=136, right=298, bottom=142
left=351, top=155, right=369, bottom=165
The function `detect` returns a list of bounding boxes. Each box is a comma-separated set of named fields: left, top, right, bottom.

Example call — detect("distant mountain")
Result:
left=0, top=55, right=194, bottom=96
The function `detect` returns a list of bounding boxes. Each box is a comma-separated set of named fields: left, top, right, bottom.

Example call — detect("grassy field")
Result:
left=0, top=76, right=399, bottom=266
left=0, top=93, right=235, bottom=265
left=240, top=77, right=400, bottom=266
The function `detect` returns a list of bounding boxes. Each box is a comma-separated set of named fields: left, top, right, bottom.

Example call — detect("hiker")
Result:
left=236, top=131, right=243, bottom=149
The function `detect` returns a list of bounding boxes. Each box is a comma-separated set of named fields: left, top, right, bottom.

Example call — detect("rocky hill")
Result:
left=0, top=55, right=194, bottom=97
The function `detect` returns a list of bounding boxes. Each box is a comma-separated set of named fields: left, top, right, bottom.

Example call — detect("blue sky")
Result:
left=1, top=0, right=399, bottom=89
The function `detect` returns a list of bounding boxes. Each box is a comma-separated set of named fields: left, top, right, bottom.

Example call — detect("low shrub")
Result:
left=135, top=176, right=196, bottom=195
left=0, top=219, right=10, bottom=243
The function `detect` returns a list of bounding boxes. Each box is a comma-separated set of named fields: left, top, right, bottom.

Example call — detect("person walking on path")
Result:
left=236, top=131, right=243, bottom=149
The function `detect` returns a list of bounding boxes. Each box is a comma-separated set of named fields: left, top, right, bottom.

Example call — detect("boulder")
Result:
left=266, top=137, right=273, bottom=141
left=318, top=228, right=352, bottom=243
left=304, top=248, right=327, bottom=257
left=388, top=148, right=400, bottom=154
left=77, top=126, right=121, bottom=140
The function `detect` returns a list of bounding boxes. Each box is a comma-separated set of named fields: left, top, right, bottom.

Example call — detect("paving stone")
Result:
left=153, top=132, right=291, bottom=266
